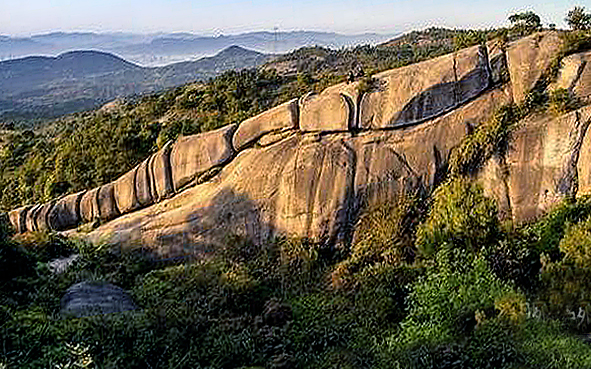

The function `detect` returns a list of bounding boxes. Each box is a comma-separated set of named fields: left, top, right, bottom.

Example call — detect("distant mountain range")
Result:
left=0, top=31, right=396, bottom=66
left=0, top=46, right=270, bottom=123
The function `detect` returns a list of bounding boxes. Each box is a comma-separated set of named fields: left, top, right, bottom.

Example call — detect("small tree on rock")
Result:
left=509, top=11, right=542, bottom=36
left=566, top=6, right=591, bottom=31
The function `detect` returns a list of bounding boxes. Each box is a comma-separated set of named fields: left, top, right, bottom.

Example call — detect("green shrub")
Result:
left=416, top=178, right=499, bottom=258
left=384, top=255, right=521, bottom=368
left=548, top=88, right=579, bottom=115
left=559, top=216, right=591, bottom=267
left=449, top=104, right=519, bottom=177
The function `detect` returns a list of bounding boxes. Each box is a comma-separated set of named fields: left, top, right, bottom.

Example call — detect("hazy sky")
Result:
left=1, top=0, right=586, bottom=36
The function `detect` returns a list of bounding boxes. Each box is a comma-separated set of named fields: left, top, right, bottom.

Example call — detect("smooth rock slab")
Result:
left=114, top=166, right=141, bottom=215
left=8, top=205, right=30, bottom=234
left=48, top=191, right=85, bottom=231
left=300, top=92, right=351, bottom=132
left=61, top=281, right=137, bottom=318
left=232, top=100, right=297, bottom=151
left=171, top=124, right=236, bottom=192
left=507, top=32, right=562, bottom=103
left=80, top=187, right=100, bottom=223
left=359, top=44, right=490, bottom=129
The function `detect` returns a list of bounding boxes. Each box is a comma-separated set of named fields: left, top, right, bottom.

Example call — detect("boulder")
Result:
left=360, top=44, right=491, bottom=129
left=232, top=100, right=297, bottom=150
left=61, top=281, right=137, bottom=318
left=300, top=92, right=351, bottom=132
left=507, top=32, right=563, bottom=103
left=97, top=183, right=120, bottom=222
left=113, top=166, right=141, bottom=215
left=150, top=141, right=174, bottom=201
left=321, top=82, right=365, bottom=129
left=135, top=156, right=155, bottom=207
left=171, top=124, right=236, bottom=192
left=48, top=191, right=85, bottom=231
left=80, top=187, right=100, bottom=223
left=8, top=206, right=30, bottom=234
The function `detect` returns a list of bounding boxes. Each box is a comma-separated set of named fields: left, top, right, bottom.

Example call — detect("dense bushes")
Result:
left=6, top=178, right=591, bottom=367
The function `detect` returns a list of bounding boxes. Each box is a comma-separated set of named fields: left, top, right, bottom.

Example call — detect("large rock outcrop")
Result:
left=10, top=31, right=591, bottom=260
left=359, top=44, right=491, bottom=129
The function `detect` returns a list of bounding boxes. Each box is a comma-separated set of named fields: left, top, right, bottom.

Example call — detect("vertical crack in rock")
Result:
left=305, top=141, right=327, bottom=239
left=557, top=110, right=591, bottom=198
left=569, top=60, right=587, bottom=93
left=339, top=139, right=358, bottom=249
left=341, top=93, right=356, bottom=131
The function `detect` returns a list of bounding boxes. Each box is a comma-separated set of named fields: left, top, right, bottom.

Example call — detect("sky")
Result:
left=1, top=0, right=587, bottom=36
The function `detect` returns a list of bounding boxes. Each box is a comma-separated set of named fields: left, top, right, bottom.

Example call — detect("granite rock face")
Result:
left=507, top=32, right=563, bottom=103
left=232, top=100, right=298, bottom=150
left=11, top=32, right=591, bottom=259
left=359, top=44, right=491, bottom=129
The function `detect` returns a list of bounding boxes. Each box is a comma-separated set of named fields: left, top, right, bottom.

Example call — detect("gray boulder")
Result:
left=61, top=281, right=137, bottom=318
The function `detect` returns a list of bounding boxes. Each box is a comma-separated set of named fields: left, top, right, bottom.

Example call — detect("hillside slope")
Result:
left=0, top=46, right=270, bottom=123
left=9, top=31, right=591, bottom=258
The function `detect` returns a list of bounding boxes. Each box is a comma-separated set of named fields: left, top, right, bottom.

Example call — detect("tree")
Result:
left=509, top=11, right=542, bottom=35
left=566, top=6, right=591, bottom=31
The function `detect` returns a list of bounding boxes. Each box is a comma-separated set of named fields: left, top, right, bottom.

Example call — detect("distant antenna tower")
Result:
left=273, top=26, right=279, bottom=55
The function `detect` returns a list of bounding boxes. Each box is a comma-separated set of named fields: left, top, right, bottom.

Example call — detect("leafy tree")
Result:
left=566, top=6, right=591, bottom=31
left=509, top=11, right=542, bottom=35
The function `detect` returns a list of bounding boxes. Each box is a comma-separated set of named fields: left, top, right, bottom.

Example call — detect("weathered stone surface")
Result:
left=171, top=124, right=236, bottom=192
left=25, top=204, right=42, bottom=232
left=150, top=141, right=174, bottom=201
left=113, top=166, right=140, bottom=215
left=553, top=50, right=591, bottom=99
left=97, top=183, right=120, bottom=222
left=275, top=137, right=356, bottom=240
left=573, top=107, right=591, bottom=196
left=321, top=82, right=365, bottom=129
left=300, top=92, right=351, bottom=132
left=79, top=87, right=511, bottom=257
left=506, top=106, right=591, bottom=222
left=477, top=156, right=512, bottom=220
left=48, top=254, right=80, bottom=274
left=8, top=206, right=30, bottom=234
left=487, top=39, right=509, bottom=85
left=360, top=44, right=490, bottom=129
left=61, top=281, right=137, bottom=318
left=507, top=32, right=563, bottom=103
left=135, top=156, right=155, bottom=207
left=80, top=187, right=100, bottom=223
left=35, top=201, right=56, bottom=232
left=48, top=191, right=84, bottom=231
left=233, top=100, right=297, bottom=150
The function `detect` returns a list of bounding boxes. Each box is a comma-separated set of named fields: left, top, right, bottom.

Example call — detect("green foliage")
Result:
left=453, top=30, right=487, bottom=50
left=548, top=87, right=579, bottom=115
left=509, top=11, right=542, bottom=36
left=416, top=179, right=499, bottom=258
left=558, top=216, right=591, bottom=267
left=566, top=6, right=591, bottom=31
left=449, top=104, right=520, bottom=177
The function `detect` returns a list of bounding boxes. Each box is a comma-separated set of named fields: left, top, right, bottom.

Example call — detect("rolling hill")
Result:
left=0, top=46, right=270, bottom=124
